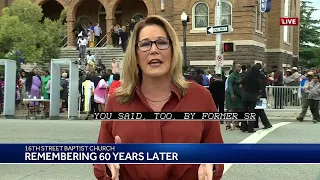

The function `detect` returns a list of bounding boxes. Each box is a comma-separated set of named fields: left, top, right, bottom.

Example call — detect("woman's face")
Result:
left=136, top=25, right=172, bottom=78
left=313, top=76, right=319, bottom=83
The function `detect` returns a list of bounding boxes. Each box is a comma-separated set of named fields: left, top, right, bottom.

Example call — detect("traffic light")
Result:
left=223, top=42, right=234, bottom=52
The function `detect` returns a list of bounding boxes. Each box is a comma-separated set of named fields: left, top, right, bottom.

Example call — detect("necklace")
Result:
left=147, top=101, right=161, bottom=107
left=145, top=93, right=172, bottom=107
left=145, top=92, right=172, bottom=102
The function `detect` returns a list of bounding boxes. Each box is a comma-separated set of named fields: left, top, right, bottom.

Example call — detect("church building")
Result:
left=0, top=0, right=300, bottom=71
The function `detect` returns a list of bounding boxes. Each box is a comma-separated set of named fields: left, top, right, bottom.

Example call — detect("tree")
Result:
left=299, top=1, right=320, bottom=67
left=0, top=0, right=66, bottom=65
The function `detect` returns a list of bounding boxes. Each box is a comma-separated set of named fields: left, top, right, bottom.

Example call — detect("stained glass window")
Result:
left=194, top=3, right=209, bottom=28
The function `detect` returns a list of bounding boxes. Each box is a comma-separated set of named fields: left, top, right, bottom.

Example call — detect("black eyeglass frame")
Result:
left=136, top=38, right=172, bottom=52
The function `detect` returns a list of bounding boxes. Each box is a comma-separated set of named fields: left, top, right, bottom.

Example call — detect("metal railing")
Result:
left=204, top=85, right=303, bottom=110
left=93, top=34, right=108, bottom=57
left=266, top=86, right=301, bottom=110
left=59, top=35, right=68, bottom=47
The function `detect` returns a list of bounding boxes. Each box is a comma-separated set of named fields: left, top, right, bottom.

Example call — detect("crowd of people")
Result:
left=74, top=18, right=138, bottom=60
left=187, top=64, right=272, bottom=133
left=186, top=63, right=320, bottom=129
left=0, top=56, right=121, bottom=119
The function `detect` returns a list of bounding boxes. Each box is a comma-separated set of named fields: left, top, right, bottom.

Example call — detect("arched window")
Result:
left=220, top=1, right=232, bottom=26
left=192, top=2, right=209, bottom=29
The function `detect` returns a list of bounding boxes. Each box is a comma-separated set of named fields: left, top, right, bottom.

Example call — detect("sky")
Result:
left=309, top=0, right=320, bottom=20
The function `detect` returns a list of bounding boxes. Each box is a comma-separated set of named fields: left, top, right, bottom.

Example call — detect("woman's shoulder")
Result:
left=186, top=81, right=211, bottom=97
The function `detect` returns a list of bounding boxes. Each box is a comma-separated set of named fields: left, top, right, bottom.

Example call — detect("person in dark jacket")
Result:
left=240, top=65, right=247, bottom=79
left=193, top=69, right=203, bottom=85
left=225, top=64, right=242, bottom=130
left=209, top=73, right=225, bottom=124
left=90, top=71, right=100, bottom=114
left=60, top=73, right=69, bottom=113
left=254, top=63, right=272, bottom=129
left=119, top=26, right=129, bottom=53
left=78, top=70, right=85, bottom=113
left=240, top=66, right=261, bottom=133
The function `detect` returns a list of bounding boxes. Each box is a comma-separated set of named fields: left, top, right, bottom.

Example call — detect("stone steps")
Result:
left=21, top=47, right=125, bottom=72
left=60, top=47, right=124, bottom=70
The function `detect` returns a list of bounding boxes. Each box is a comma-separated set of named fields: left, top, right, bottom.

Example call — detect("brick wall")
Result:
left=265, top=0, right=281, bottom=49
left=185, top=45, right=267, bottom=66
left=266, top=52, right=293, bottom=67
left=0, top=0, right=14, bottom=15
left=171, top=0, right=266, bottom=44
left=0, top=0, right=4, bottom=15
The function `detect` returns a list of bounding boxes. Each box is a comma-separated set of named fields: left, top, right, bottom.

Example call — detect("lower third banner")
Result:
left=1, top=144, right=320, bottom=164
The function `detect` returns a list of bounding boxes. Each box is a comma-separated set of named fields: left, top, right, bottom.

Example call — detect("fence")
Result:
left=266, top=86, right=301, bottom=110
left=204, top=85, right=302, bottom=110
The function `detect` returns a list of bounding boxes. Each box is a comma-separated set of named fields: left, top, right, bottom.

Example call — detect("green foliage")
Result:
left=299, top=1, right=320, bottom=68
left=299, top=46, right=320, bottom=68
left=0, top=0, right=66, bottom=64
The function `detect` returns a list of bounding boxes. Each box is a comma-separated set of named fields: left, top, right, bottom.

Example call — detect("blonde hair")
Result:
left=115, top=15, right=190, bottom=104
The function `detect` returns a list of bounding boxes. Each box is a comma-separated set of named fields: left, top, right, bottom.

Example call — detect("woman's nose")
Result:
left=150, top=43, right=158, bottom=52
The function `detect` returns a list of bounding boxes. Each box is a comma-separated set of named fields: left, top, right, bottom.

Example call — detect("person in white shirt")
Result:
left=86, top=51, right=95, bottom=72
left=78, top=36, right=88, bottom=61
left=205, top=69, right=212, bottom=81
left=94, top=23, right=103, bottom=46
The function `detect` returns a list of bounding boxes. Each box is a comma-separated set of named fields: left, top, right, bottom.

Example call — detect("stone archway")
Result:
left=35, top=0, right=66, bottom=21
left=108, top=0, right=156, bottom=19
left=103, top=0, right=155, bottom=46
left=41, top=1, right=64, bottom=21
left=66, top=0, right=107, bottom=46
left=112, top=0, right=148, bottom=26
left=70, top=0, right=108, bottom=22
left=34, top=0, right=67, bottom=9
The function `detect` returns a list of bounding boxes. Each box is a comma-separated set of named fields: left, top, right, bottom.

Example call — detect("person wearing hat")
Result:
left=291, top=67, right=300, bottom=85
left=285, top=67, right=300, bottom=86
left=285, top=67, right=300, bottom=106
left=306, top=74, right=320, bottom=123
left=297, top=72, right=314, bottom=121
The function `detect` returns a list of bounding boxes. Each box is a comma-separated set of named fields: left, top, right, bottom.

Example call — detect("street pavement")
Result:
left=0, top=119, right=319, bottom=180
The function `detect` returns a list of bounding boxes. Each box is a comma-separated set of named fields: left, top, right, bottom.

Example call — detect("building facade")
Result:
left=1, top=0, right=300, bottom=71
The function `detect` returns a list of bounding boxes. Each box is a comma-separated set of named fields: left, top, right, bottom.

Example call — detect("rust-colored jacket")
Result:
left=94, top=82, right=224, bottom=180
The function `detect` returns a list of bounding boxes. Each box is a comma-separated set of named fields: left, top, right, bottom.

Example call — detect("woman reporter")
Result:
left=94, top=15, right=224, bottom=180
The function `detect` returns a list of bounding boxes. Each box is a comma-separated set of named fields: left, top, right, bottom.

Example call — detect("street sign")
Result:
left=260, top=0, right=272, bottom=13
left=216, top=55, right=223, bottom=65
left=207, top=25, right=230, bottom=35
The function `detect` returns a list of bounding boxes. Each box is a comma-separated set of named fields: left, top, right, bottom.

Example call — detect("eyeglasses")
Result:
left=136, top=38, right=171, bottom=52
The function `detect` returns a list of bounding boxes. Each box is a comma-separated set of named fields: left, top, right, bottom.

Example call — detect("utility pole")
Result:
left=215, top=0, right=222, bottom=74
